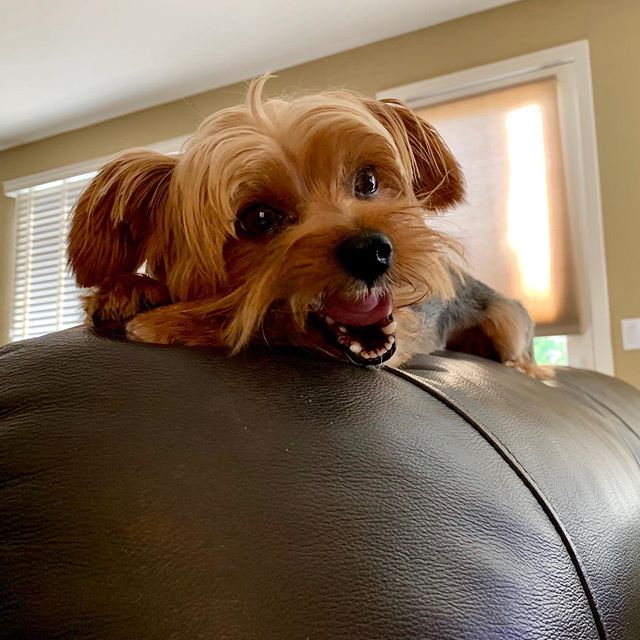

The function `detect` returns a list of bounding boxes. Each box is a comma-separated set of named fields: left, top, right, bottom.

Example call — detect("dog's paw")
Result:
left=84, top=274, right=172, bottom=335
left=125, top=314, right=169, bottom=344
left=506, top=358, right=555, bottom=380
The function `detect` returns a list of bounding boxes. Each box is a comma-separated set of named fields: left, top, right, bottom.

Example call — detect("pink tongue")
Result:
left=321, top=291, right=393, bottom=327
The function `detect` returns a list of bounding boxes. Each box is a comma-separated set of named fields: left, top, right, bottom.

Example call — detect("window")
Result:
left=379, top=41, right=613, bottom=374
left=419, top=79, right=575, bottom=368
left=8, top=173, right=95, bottom=341
left=3, top=138, right=185, bottom=342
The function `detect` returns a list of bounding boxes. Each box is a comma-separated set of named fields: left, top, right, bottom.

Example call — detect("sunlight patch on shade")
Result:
left=506, top=104, right=552, bottom=304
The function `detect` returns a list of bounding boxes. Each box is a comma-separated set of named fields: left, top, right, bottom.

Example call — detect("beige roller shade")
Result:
left=419, top=78, right=580, bottom=336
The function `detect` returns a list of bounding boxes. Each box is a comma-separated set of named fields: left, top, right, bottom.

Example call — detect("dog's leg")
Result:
left=475, top=297, right=554, bottom=380
left=125, top=301, right=227, bottom=346
left=83, top=273, right=172, bottom=335
left=418, top=272, right=554, bottom=380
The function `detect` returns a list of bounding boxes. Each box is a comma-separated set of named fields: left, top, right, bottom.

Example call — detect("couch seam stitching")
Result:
left=385, top=365, right=608, bottom=640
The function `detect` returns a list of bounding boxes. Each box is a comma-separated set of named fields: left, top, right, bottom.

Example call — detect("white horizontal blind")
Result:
left=11, top=173, right=96, bottom=341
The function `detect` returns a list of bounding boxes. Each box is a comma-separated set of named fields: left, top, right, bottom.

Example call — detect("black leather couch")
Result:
left=1, top=327, right=640, bottom=639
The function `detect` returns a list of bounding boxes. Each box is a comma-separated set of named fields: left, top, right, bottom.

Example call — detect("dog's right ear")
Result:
left=68, top=149, right=178, bottom=287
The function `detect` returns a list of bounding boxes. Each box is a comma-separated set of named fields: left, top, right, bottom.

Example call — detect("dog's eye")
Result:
left=237, top=204, right=285, bottom=236
left=353, top=166, right=378, bottom=198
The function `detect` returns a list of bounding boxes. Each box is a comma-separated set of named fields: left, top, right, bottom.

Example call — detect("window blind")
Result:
left=418, top=79, right=580, bottom=337
left=10, top=173, right=95, bottom=341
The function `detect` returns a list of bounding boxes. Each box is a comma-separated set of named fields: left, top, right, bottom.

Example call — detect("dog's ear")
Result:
left=365, top=98, right=464, bottom=210
left=68, top=150, right=178, bottom=287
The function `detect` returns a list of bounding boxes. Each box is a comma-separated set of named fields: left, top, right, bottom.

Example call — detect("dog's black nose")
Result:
left=336, top=231, right=393, bottom=285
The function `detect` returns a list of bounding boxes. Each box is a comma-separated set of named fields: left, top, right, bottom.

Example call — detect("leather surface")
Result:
left=403, top=352, right=640, bottom=640
left=1, top=327, right=639, bottom=639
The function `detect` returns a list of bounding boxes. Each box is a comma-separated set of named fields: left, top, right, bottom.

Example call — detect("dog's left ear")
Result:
left=365, top=98, right=464, bottom=210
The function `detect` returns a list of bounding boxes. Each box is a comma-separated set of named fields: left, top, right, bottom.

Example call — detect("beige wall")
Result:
left=1, top=0, right=639, bottom=386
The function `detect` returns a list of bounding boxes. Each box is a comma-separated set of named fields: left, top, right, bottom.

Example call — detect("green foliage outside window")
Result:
left=533, top=335, right=568, bottom=366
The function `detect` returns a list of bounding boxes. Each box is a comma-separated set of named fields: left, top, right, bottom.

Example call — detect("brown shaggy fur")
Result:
left=68, top=77, right=550, bottom=376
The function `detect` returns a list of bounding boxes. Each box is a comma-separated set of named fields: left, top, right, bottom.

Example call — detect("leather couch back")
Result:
left=1, top=328, right=640, bottom=639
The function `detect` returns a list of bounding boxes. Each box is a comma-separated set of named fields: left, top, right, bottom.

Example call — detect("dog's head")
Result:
left=69, top=78, right=464, bottom=365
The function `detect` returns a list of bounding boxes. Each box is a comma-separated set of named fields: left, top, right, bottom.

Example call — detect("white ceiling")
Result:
left=1, top=0, right=520, bottom=150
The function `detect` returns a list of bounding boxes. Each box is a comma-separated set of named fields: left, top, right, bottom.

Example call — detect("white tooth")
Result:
left=384, top=341, right=392, bottom=350
left=338, top=326, right=347, bottom=333
left=349, top=342, right=363, bottom=354
left=382, top=321, right=397, bottom=335
left=387, top=335, right=395, bottom=345
left=377, top=348, right=387, bottom=356
left=324, top=316, right=335, bottom=325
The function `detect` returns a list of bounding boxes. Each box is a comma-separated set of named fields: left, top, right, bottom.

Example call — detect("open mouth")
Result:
left=312, top=290, right=397, bottom=366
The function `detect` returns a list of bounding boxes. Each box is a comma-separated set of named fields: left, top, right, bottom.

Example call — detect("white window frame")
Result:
left=2, top=135, right=189, bottom=342
left=378, top=40, right=613, bottom=375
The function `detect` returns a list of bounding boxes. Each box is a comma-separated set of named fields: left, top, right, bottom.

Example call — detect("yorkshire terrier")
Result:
left=68, top=78, right=551, bottom=379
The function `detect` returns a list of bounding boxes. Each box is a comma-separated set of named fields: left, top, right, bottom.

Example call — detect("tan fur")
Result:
left=68, top=151, right=177, bottom=287
left=83, top=274, right=172, bottom=332
left=479, top=299, right=554, bottom=380
left=68, top=78, right=546, bottom=376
